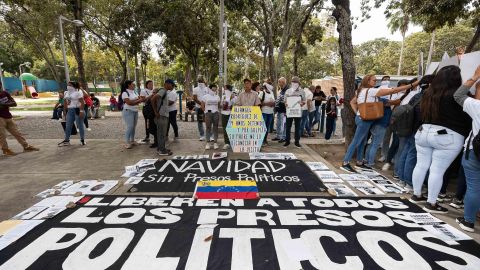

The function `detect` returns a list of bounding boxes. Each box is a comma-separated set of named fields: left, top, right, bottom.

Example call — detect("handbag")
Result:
left=357, top=88, right=384, bottom=120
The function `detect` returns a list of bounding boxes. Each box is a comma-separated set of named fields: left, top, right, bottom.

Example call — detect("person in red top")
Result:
left=0, top=81, right=39, bottom=156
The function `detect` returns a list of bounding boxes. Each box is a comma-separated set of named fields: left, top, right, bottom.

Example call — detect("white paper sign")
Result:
left=286, top=96, right=302, bottom=118
left=315, top=171, right=343, bottom=183
left=459, top=51, right=480, bottom=94
left=249, top=152, right=297, bottom=160
left=339, top=174, right=371, bottom=181
left=61, top=180, right=118, bottom=195
left=325, top=183, right=357, bottom=197
left=306, top=162, right=330, bottom=171
left=349, top=180, right=385, bottom=195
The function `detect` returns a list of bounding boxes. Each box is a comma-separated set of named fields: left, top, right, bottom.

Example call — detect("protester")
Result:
left=409, top=66, right=471, bottom=214
left=121, top=80, right=144, bottom=149
left=258, top=83, right=275, bottom=144
left=328, top=87, right=340, bottom=136
left=273, top=77, right=288, bottom=142
left=284, top=76, right=306, bottom=148
left=201, top=84, right=220, bottom=150
left=81, top=88, right=92, bottom=131
left=311, top=85, right=326, bottom=132
left=185, top=97, right=196, bottom=121
left=453, top=65, right=480, bottom=232
left=0, top=81, right=39, bottom=155
left=235, top=78, right=261, bottom=106
left=300, top=86, right=313, bottom=137
left=252, top=81, right=261, bottom=93
left=109, top=94, right=117, bottom=111
left=89, top=93, right=100, bottom=119
left=144, top=88, right=159, bottom=148
left=193, top=76, right=209, bottom=141
left=58, top=81, right=87, bottom=147
left=51, top=92, right=64, bottom=120
left=220, top=84, right=236, bottom=149
left=340, top=75, right=420, bottom=173
left=264, top=79, right=275, bottom=133
left=140, top=80, right=154, bottom=143
left=325, top=96, right=338, bottom=140
left=152, top=80, right=174, bottom=156
left=166, top=84, right=178, bottom=141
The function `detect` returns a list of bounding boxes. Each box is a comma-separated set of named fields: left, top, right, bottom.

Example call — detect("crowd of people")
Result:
left=340, top=65, right=480, bottom=233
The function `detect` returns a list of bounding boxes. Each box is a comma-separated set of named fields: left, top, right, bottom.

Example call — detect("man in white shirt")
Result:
left=193, top=76, right=210, bottom=141
left=284, top=76, right=306, bottom=148
left=300, top=86, right=314, bottom=137
left=140, top=80, right=154, bottom=143
left=259, top=83, right=275, bottom=144
left=220, top=84, right=236, bottom=149
left=166, top=85, right=179, bottom=141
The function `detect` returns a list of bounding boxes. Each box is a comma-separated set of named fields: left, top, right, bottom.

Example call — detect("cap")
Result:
left=165, top=79, right=176, bottom=87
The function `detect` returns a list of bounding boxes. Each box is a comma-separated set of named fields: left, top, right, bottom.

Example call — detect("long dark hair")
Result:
left=326, top=96, right=337, bottom=112
left=421, top=65, right=462, bottom=122
left=145, top=80, right=153, bottom=89
left=121, top=80, right=134, bottom=94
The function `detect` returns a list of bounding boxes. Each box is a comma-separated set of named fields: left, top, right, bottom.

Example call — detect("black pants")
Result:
left=285, top=117, right=301, bottom=143
left=166, top=110, right=178, bottom=137
left=148, top=118, right=157, bottom=145
left=222, top=114, right=230, bottom=145
left=325, top=117, right=335, bottom=140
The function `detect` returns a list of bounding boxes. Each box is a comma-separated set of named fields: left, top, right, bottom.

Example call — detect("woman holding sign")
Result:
left=202, top=85, right=221, bottom=150
left=340, top=75, right=421, bottom=173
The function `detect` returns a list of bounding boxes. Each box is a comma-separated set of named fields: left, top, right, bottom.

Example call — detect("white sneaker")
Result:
left=378, top=156, right=386, bottom=162
left=213, top=143, right=219, bottom=149
left=405, top=184, right=413, bottom=193
left=382, top=163, right=391, bottom=171
left=223, top=144, right=230, bottom=150
left=87, top=128, right=92, bottom=131
left=205, top=143, right=211, bottom=150
left=199, top=136, right=205, bottom=141
left=209, top=137, right=214, bottom=142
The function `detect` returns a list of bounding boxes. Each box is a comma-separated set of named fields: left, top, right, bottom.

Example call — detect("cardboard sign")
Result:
left=2, top=196, right=479, bottom=269
left=286, top=96, right=302, bottom=118
left=459, top=51, right=480, bottom=94
left=226, top=106, right=267, bottom=153
left=127, top=159, right=325, bottom=193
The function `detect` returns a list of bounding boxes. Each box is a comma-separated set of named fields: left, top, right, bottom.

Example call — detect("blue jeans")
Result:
left=65, top=108, right=85, bottom=141
left=394, top=136, right=408, bottom=176
left=262, top=113, right=274, bottom=141
left=320, top=104, right=326, bottom=132
left=122, top=109, right=138, bottom=143
left=195, top=107, right=205, bottom=137
left=300, top=110, right=310, bottom=135
left=311, top=105, right=320, bottom=129
left=462, top=152, right=480, bottom=223
left=275, top=112, right=286, bottom=140
left=343, top=116, right=373, bottom=163
left=365, top=124, right=387, bottom=166
left=397, top=135, right=416, bottom=185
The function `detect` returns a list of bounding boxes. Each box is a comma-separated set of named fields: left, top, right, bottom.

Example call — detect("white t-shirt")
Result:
left=140, top=88, right=153, bottom=98
left=202, top=93, right=220, bottom=113
left=463, top=97, right=480, bottom=150
left=258, top=90, right=275, bottom=114
left=167, top=90, right=178, bottom=112
left=357, top=88, right=381, bottom=104
left=221, top=90, right=236, bottom=115
left=122, top=90, right=139, bottom=111
left=400, top=89, right=420, bottom=105
left=304, top=88, right=315, bottom=112
left=193, top=83, right=210, bottom=108
left=64, top=89, right=83, bottom=108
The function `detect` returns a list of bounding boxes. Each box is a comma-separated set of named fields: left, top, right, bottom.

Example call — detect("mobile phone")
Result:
left=437, top=129, right=448, bottom=135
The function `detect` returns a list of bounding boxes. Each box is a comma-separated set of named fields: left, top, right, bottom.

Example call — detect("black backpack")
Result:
left=143, top=98, right=155, bottom=119
left=390, top=97, right=421, bottom=137
left=466, top=131, right=480, bottom=160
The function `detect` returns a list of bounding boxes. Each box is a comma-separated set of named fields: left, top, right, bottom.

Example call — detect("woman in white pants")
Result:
left=410, top=66, right=472, bottom=214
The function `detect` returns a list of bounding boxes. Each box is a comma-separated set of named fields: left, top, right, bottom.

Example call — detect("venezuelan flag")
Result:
left=195, top=180, right=259, bottom=199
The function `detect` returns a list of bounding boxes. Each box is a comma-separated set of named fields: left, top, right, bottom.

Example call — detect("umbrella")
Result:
left=19, top=73, right=38, bottom=81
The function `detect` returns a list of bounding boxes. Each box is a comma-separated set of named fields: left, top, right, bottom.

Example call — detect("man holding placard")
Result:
left=284, top=76, right=306, bottom=148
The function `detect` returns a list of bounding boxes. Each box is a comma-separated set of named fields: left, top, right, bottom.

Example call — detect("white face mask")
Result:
left=381, top=80, right=390, bottom=86
left=67, top=86, right=76, bottom=92
left=291, top=82, right=299, bottom=89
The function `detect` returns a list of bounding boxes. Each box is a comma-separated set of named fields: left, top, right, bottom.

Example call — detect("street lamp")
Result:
left=19, top=61, right=31, bottom=76
left=58, top=15, right=84, bottom=83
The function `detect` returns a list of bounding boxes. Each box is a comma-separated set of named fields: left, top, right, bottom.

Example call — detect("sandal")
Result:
left=124, top=144, right=132, bottom=149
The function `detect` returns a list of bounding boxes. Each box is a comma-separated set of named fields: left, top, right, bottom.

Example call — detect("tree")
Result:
left=386, top=2, right=410, bottom=75
left=354, top=38, right=391, bottom=74
left=332, top=0, right=356, bottom=145
left=292, top=16, right=324, bottom=76
left=64, top=0, right=87, bottom=88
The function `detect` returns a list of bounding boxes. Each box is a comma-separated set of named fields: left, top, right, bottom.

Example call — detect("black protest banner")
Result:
left=1, top=196, right=479, bottom=269
left=129, top=159, right=325, bottom=193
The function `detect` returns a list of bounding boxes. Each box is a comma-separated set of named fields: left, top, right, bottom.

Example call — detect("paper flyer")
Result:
left=409, top=213, right=444, bottom=226
left=348, top=181, right=385, bottom=195
left=314, top=171, right=343, bottom=183
left=36, top=180, right=75, bottom=198
left=212, top=152, right=228, bottom=159
left=325, top=183, right=357, bottom=197
left=12, top=196, right=81, bottom=220
left=305, top=162, right=330, bottom=171
left=338, top=174, right=371, bottom=181
left=372, top=180, right=405, bottom=193
left=61, top=180, right=118, bottom=195
left=0, top=220, right=44, bottom=251
left=135, top=159, right=157, bottom=172
left=423, top=224, right=472, bottom=243
left=249, top=152, right=297, bottom=160
left=121, top=166, right=144, bottom=177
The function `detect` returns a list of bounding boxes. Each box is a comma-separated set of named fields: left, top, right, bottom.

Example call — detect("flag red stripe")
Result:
left=195, top=192, right=259, bottom=199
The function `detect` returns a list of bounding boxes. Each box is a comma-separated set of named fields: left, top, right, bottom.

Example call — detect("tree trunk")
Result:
left=465, top=22, right=480, bottom=53
left=293, top=36, right=301, bottom=76
left=426, top=31, right=435, bottom=69
left=332, top=0, right=356, bottom=146
left=134, top=53, right=141, bottom=90
left=72, top=0, right=87, bottom=90
left=397, top=33, right=405, bottom=75
left=262, top=44, right=267, bottom=80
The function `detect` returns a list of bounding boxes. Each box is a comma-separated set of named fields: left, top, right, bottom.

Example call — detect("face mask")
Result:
left=198, top=83, right=206, bottom=88
left=381, top=80, right=390, bottom=86
left=291, top=82, right=299, bottom=89
left=67, top=86, right=76, bottom=92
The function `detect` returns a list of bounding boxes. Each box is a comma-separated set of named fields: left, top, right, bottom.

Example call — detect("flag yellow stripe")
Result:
left=198, top=180, right=257, bottom=187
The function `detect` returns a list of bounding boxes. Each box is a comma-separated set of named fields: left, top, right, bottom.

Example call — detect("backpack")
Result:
left=390, top=97, right=421, bottom=137
left=118, top=91, right=129, bottom=111
left=143, top=98, right=155, bottom=119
